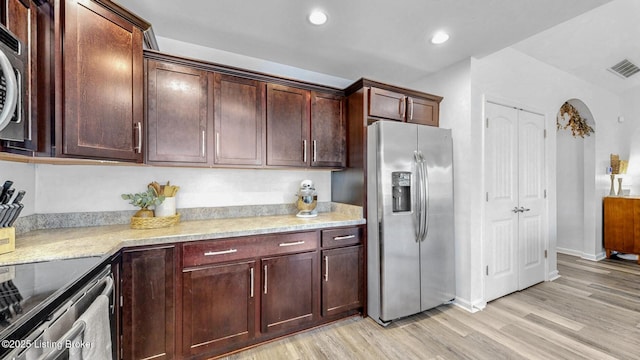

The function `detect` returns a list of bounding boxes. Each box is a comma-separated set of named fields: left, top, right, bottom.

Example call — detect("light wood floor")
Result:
left=223, top=254, right=640, bottom=359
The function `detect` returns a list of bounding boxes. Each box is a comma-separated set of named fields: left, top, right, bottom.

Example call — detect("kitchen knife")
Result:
left=7, top=204, right=23, bottom=227
left=0, top=205, right=17, bottom=227
left=0, top=206, right=8, bottom=228
left=2, top=189, right=14, bottom=205
left=0, top=181, right=12, bottom=204
left=11, top=190, right=25, bottom=204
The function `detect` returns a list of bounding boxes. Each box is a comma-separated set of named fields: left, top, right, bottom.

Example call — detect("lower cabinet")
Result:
left=321, top=245, right=363, bottom=317
left=182, top=261, right=256, bottom=357
left=119, top=226, right=363, bottom=360
left=261, top=251, right=319, bottom=334
left=121, top=245, right=176, bottom=360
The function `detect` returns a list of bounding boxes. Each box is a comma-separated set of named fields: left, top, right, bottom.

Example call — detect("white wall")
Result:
left=408, top=59, right=480, bottom=310
left=0, top=160, right=331, bottom=215
left=474, top=47, right=622, bottom=265
left=33, top=165, right=331, bottom=214
left=157, top=36, right=352, bottom=89
left=556, top=118, right=586, bottom=254
left=622, top=86, right=640, bottom=194
left=411, top=47, right=624, bottom=310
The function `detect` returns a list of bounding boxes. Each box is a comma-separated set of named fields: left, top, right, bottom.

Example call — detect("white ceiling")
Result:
left=115, top=0, right=639, bottom=93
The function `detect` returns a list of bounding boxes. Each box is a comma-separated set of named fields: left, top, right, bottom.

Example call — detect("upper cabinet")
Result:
left=266, top=84, right=310, bottom=167
left=56, top=0, right=144, bottom=162
left=146, top=59, right=209, bottom=165
left=311, top=92, right=345, bottom=168
left=367, top=84, right=442, bottom=126
left=214, top=73, right=265, bottom=166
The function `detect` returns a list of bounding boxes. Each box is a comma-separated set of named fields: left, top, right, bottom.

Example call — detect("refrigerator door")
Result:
left=373, top=121, right=422, bottom=322
left=417, top=125, right=455, bottom=311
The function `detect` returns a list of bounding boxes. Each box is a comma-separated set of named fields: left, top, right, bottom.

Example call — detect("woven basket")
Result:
left=130, top=213, right=180, bottom=229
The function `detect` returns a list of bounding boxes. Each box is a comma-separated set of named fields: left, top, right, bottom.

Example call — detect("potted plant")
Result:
left=121, top=187, right=165, bottom=218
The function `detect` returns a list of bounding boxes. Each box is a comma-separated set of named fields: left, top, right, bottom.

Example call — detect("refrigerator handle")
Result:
left=413, top=151, right=423, bottom=242
left=419, top=151, right=430, bottom=242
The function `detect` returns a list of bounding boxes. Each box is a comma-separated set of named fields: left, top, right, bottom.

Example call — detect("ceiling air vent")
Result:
left=608, top=59, right=640, bottom=79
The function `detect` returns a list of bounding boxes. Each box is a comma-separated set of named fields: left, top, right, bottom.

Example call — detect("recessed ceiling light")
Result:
left=431, top=31, right=450, bottom=45
left=308, top=10, right=328, bottom=25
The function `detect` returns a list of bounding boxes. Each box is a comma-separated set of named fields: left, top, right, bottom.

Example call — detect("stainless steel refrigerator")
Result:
left=367, top=120, right=455, bottom=326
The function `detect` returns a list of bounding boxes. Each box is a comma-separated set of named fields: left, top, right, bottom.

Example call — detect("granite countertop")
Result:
left=0, top=211, right=365, bottom=266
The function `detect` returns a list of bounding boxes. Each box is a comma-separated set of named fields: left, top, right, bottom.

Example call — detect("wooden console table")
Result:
left=603, top=196, right=640, bottom=264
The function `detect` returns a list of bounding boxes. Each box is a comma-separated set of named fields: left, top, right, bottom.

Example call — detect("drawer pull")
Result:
left=204, top=249, right=237, bottom=256
left=264, top=265, right=268, bottom=294
left=333, top=235, right=356, bottom=241
left=250, top=267, right=254, bottom=298
left=324, top=256, right=329, bottom=282
left=278, top=241, right=305, bottom=247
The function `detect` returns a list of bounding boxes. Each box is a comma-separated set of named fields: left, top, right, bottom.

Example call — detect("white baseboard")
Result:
left=556, top=247, right=582, bottom=257
left=453, top=298, right=485, bottom=313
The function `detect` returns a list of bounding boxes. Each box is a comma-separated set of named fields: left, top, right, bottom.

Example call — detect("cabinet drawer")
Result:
left=183, top=231, right=319, bottom=268
left=183, top=237, right=258, bottom=268
left=256, top=231, right=319, bottom=257
left=321, top=227, right=362, bottom=248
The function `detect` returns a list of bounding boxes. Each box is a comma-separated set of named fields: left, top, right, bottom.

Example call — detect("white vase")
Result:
left=155, top=197, right=176, bottom=217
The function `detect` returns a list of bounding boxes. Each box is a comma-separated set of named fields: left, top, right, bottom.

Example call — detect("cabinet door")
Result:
left=604, top=197, right=634, bottom=253
left=266, top=84, right=310, bottom=167
left=121, top=246, right=175, bottom=360
left=407, top=96, right=439, bottom=127
left=261, top=251, right=318, bottom=333
left=182, top=261, right=256, bottom=357
left=214, top=73, right=265, bottom=165
left=311, top=92, right=345, bottom=168
left=146, top=60, right=209, bottom=164
left=60, top=0, right=143, bottom=161
left=368, top=87, right=405, bottom=121
left=321, top=245, right=363, bottom=317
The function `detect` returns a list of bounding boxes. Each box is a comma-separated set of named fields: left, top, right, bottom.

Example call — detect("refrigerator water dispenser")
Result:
left=391, top=171, right=411, bottom=212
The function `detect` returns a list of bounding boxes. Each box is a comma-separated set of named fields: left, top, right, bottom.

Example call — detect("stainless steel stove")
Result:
left=0, top=257, right=103, bottom=338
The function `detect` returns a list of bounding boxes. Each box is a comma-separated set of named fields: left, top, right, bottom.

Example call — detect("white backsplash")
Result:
left=0, top=160, right=332, bottom=215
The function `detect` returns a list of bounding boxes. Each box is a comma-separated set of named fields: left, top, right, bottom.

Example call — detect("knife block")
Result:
left=0, top=227, right=15, bottom=254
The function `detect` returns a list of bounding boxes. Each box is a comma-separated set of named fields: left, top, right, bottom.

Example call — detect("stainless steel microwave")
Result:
left=0, top=23, right=27, bottom=142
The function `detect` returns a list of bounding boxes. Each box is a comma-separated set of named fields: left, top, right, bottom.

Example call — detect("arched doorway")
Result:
left=556, top=99, right=596, bottom=258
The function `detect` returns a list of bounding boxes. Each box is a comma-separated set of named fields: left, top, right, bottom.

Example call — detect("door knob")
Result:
left=512, top=207, right=520, bottom=213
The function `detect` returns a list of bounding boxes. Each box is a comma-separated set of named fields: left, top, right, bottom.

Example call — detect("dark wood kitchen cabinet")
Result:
left=266, top=84, right=310, bottom=167
left=182, top=260, right=257, bottom=357
left=320, top=226, right=364, bottom=317
left=1, top=0, right=52, bottom=154
left=121, top=245, right=176, bottom=360
left=368, top=86, right=441, bottom=126
left=261, top=250, right=319, bottom=334
left=311, top=92, right=345, bottom=167
left=146, top=59, right=209, bottom=165
left=214, top=73, right=265, bottom=166
left=56, top=0, right=144, bottom=161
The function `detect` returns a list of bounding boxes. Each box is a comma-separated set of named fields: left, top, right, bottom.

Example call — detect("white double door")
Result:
left=484, top=102, right=546, bottom=303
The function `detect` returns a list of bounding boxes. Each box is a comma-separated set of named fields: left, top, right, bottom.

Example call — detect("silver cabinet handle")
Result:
left=250, top=267, right=254, bottom=298
left=409, top=97, right=414, bottom=120
left=134, top=122, right=142, bottom=153
left=333, top=235, right=355, bottom=241
left=201, top=130, right=206, bottom=157
left=263, top=264, right=268, bottom=294
left=313, top=140, right=317, bottom=162
left=512, top=207, right=520, bottom=213
left=324, top=255, right=329, bottom=282
left=279, top=241, right=305, bottom=247
left=215, top=131, right=220, bottom=157
left=303, top=140, right=307, bottom=163
left=519, top=207, right=531, bottom=212
left=399, top=96, right=406, bottom=117
left=204, top=249, right=237, bottom=256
